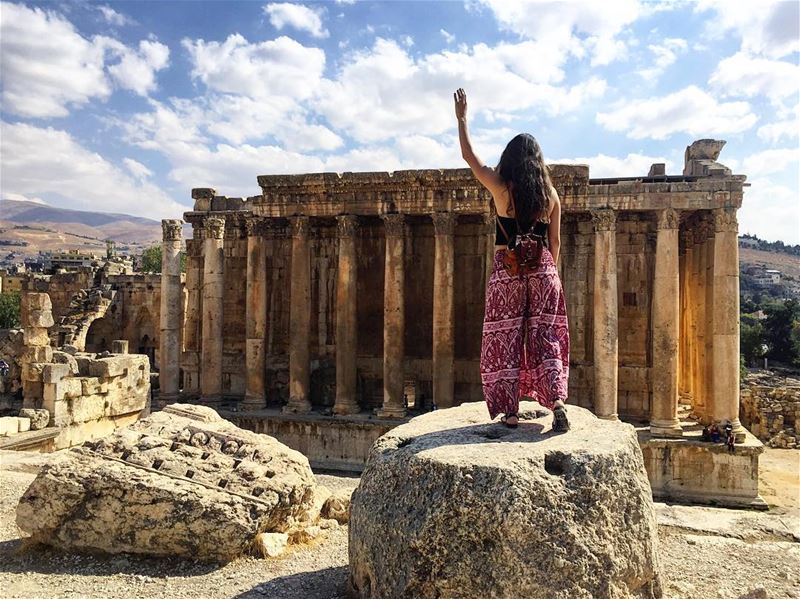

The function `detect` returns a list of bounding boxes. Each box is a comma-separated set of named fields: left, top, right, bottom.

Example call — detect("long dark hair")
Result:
left=496, top=133, right=552, bottom=233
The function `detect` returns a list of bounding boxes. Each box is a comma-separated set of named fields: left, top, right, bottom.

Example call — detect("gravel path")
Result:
left=1, top=452, right=797, bottom=598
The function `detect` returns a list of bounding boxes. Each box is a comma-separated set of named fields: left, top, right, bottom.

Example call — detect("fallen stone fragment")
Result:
left=254, top=532, right=289, bottom=558
left=349, top=401, right=663, bottom=599
left=322, top=490, right=351, bottom=524
left=17, top=404, right=318, bottom=562
left=19, top=409, right=49, bottom=430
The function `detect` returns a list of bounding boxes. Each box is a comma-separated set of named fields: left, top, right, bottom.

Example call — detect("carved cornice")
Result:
left=290, top=215, right=309, bottom=238
left=204, top=217, right=225, bottom=240
left=656, top=208, right=679, bottom=230
left=714, top=207, right=738, bottom=233
left=161, top=219, right=183, bottom=241
left=431, top=212, right=456, bottom=235
left=590, top=209, right=616, bottom=232
left=336, top=215, right=359, bottom=238
left=381, top=213, right=406, bottom=237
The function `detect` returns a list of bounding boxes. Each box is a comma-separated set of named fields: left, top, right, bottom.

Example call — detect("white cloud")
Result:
left=123, top=158, right=153, bottom=180
left=96, top=5, right=132, bottom=27
left=477, top=0, right=641, bottom=66
left=638, top=37, right=687, bottom=79
left=263, top=2, right=328, bottom=38
left=709, top=52, right=800, bottom=100
left=440, top=29, right=455, bottom=44
left=740, top=148, right=799, bottom=176
left=596, top=85, right=758, bottom=140
left=552, top=153, right=675, bottom=178
left=738, top=178, right=800, bottom=244
left=695, top=0, right=800, bottom=58
left=0, top=121, right=185, bottom=218
left=1, top=192, right=47, bottom=205
left=757, top=120, right=800, bottom=144
left=0, top=2, right=169, bottom=118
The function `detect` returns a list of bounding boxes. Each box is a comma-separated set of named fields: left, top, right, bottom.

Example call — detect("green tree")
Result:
left=0, top=291, right=21, bottom=329
left=763, top=298, right=800, bottom=365
left=139, top=245, right=186, bottom=273
left=740, top=321, right=765, bottom=366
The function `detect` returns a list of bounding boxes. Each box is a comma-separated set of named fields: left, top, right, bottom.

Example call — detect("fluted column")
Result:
left=591, top=209, right=618, bottom=420
left=285, top=216, right=312, bottom=414
left=379, top=213, right=406, bottom=418
left=334, top=215, right=360, bottom=415
left=159, top=219, right=183, bottom=401
left=200, top=216, right=225, bottom=405
left=243, top=218, right=268, bottom=410
left=711, top=207, right=744, bottom=437
left=432, top=212, right=456, bottom=409
left=650, top=208, right=682, bottom=436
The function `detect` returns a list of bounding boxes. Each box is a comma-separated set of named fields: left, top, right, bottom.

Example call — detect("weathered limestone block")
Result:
left=26, top=309, right=55, bottom=329
left=349, top=401, right=662, bottom=599
left=19, top=408, right=49, bottom=430
left=23, top=328, right=51, bottom=347
left=17, top=404, right=319, bottom=562
left=52, top=351, right=80, bottom=375
left=17, top=417, right=31, bottom=432
left=0, top=416, right=20, bottom=436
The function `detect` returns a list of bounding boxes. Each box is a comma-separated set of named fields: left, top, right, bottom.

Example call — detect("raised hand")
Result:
left=454, top=88, right=467, bottom=121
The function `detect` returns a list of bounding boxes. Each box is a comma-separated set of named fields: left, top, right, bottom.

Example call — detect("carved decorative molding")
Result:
left=336, top=215, right=359, bottom=238
left=590, top=209, right=616, bottom=232
left=431, top=212, right=456, bottom=235
left=204, top=217, right=225, bottom=240
left=656, top=208, right=679, bottom=230
left=290, top=215, right=309, bottom=238
left=381, top=213, right=406, bottom=237
left=162, top=219, right=183, bottom=241
left=245, top=218, right=270, bottom=237
left=713, top=207, right=738, bottom=233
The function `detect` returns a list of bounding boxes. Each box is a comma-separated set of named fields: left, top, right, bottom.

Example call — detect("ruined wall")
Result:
left=740, top=371, right=800, bottom=448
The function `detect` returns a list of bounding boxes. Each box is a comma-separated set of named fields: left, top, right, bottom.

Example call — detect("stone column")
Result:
left=284, top=216, right=312, bottom=414
left=159, top=219, right=183, bottom=401
left=591, top=209, right=618, bottom=420
left=379, top=213, right=407, bottom=418
left=334, top=215, right=360, bottom=415
left=711, top=207, right=744, bottom=437
left=650, top=209, right=682, bottom=436
left=243, top=218, right=268, bottom=410
left=200, top=216, right=225, bottom=406
left=484, top=209, right=497, bottom=287
left=182, top=223, right=204, bottom=394
left=432, top=212, right=456, bottom=409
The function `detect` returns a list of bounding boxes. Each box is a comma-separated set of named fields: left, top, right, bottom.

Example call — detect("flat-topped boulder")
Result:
left=17, top=404, right=320, bottom=562
left=349, top=401, right=663, bottom=599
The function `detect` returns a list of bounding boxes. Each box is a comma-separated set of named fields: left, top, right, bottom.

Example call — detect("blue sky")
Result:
left=1, top=0, right=798, bottom=242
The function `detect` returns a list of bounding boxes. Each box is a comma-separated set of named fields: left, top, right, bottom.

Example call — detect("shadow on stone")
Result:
left=232, top=565, right=349, bottom=599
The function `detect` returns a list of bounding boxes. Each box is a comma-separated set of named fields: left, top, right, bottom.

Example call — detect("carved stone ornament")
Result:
left=204, top=217, right=225, bottom=240
left=713, top=207, right=738, bottom=233
left=381, top=213, right=406, bottom=237
left=431, top=212, right=456, bottom=235
left=290, top=216, right=309, bottom=238
left=245, top=218, right=270, bottom=237
left=656, top=208, right=679, bottom=230
left=336, top=215, right=359, bottom=238
left=590, top=209, right=616, bottom=232
left=162, top=219, right=183, bottom=241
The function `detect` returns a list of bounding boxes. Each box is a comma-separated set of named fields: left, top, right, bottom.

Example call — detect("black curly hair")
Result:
left=496, top=133, right=552, bottom=234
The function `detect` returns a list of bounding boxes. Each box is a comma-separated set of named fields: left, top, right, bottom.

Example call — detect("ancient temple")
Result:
left=158, top=139, right=763, bottom=507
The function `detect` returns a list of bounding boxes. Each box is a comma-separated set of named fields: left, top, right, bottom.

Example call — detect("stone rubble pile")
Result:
left=740, top=371, right=800, bottom=449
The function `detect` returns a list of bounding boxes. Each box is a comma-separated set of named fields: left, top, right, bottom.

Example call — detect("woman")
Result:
left=454, top=88, right=570, bottom=431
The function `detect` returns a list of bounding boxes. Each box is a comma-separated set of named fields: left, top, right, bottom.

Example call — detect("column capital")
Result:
left=655, top=208, right=680, bottom=230
left=290, top=215, right=310, bottom=238
left=161, top=219, right=183, bottom=241
left=381, top=213, right=406, bottom=237
left=713, top=207, right=738, bottom=233
left=679, top=228, right=693, bottom=252
left=431, top=212, right=457, bottom=235
left=590, top=209, right=616, bottom=232
left=245, top=217, right=270, bottom=237
left=204, top=216, right=225, bottom=240
left=336, top=214, right=359, bottom=238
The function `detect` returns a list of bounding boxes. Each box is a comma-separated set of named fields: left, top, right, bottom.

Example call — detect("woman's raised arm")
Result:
left=454, top=88, right=505, bottom=199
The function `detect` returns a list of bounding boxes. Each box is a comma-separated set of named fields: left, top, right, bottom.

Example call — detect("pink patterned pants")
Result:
left=480, top=242, right=570, bottom=420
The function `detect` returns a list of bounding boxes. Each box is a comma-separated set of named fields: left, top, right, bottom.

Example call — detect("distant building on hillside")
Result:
left=738, top=236, right=760, bottom=248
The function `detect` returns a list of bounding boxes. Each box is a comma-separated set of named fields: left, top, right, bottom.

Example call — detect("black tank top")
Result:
left=495, top=216, right=548, bottom=247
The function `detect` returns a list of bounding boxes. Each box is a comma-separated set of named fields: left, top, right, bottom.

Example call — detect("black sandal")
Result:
left=501, top=412, right=519, bottom=429
left=552, top=406, right=569, bottom=432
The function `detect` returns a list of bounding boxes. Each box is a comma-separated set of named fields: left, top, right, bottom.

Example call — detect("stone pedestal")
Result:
left=591, top=209, right=619, bottom=420
left=159, top=219, right=183, bottom=400
left=334, top=215, right=360, bottom=415
left=378, top=214, right=406, bottom=419
left=650, top=209, right=682, bottom=437
left=432, top=212, right=455, bottom=409
left=285, top=216, right=312, bottom=414
left=711, top=207, right=744, bottom=439
left=201, top=217, right=225, bottom=406
left=243, top=219, right=268, bottom=410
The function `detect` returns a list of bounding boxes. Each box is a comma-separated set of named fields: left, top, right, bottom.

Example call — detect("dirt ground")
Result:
left=0, top=449, right=797, bottom=599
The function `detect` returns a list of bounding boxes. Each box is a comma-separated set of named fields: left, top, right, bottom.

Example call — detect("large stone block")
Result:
left=23, top=328, right=51, bottom=347
left=17, top=404, right=320, bottom=562
left=0, top=416, right=20, bottom=436
left=26, top=309, right=55, bottom=328
left=42, top=363, right=71, bottom=384
left=349, top=401, right=663, bottom=599
left=19, top=408, right=50, bottom=430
